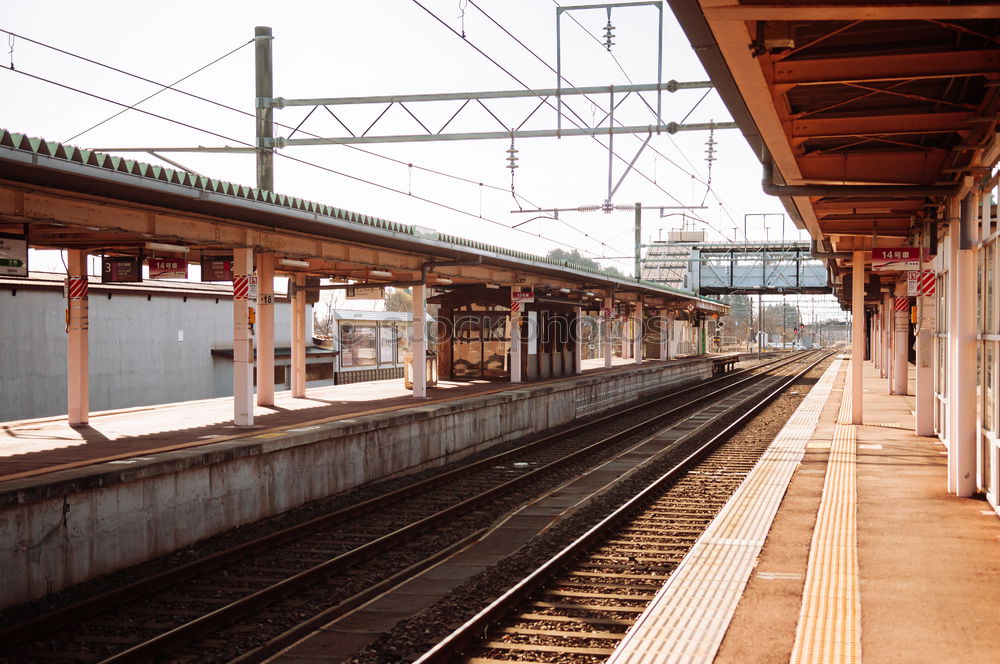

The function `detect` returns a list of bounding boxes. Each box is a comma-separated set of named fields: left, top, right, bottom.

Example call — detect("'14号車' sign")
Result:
left=871, top=247, right=921, bottom=272
left=148, top=258, right=188, bottom=279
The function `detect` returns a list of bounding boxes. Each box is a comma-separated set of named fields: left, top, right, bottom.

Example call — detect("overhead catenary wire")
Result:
left=4, top=66, right=613, bottom=260
left=0, top=27, right=541, bottom=210
left=459, top=0, right=742, bottom=245
left=546, top=0, right=748, bottom=242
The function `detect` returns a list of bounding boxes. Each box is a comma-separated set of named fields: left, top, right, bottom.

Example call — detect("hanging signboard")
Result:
left=345, top=285, right=385, bottom=300
left=201, top=256, right=233, bottom=282
left=102, top=256, right=142, bottom=283
left=303, top=276, right=321, bottom=304
left=0, top=234, right=28, bottom=278
left=511, top=286, right=535, bottom=303
left=871, top=247, right=920, bottom=272
left=148, top=258, right=188, bottom=280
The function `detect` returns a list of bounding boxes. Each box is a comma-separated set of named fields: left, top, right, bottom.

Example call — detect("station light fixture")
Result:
left=145, top=241, right=189, bottom=253
left=585, top=291, right=595, bottom=297
left=485, top=283, right=501, bottom=289
left=369, top=270, right=393, bottom=278
left=279, top=258, right=310, bottom=268
left=436, top=278, right=453, bottom=285
left=559, top=288, right=571, bottom=294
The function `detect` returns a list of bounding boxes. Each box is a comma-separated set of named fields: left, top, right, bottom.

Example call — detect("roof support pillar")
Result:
left=915, top=282, right=937, bottom=436
left=634, top=299, right=644, bottom=365
left=256, top=253, right=275, bottom=406
left=893, top=281, right=909, bottom=396
left=659, top=312, right=670, bottom=361
left=949, top=193, right=978, bottom=496
left=411, top=283, right=427, bottom=397
left=66, top=250, right=89, bottom=426
left=604, top=297, right=614, bottom=368
left=291, top=273, right=306, bottom=398
left=573, top=306, right=583, bottom=375
left=510, top=288, right=522, bottom=383
left=851, top=251, right=865, bottom=425
left=233, top=248, right=255, bottom=426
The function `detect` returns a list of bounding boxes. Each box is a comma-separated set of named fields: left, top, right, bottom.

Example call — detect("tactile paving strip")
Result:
left=605, top=358, right=843, bottom=664
left=788, top=361, right=861, bottom=664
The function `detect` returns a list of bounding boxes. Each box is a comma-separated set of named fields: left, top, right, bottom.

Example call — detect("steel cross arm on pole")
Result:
left=90, top=146, right=258, bottom=153
left=261, top=82, right=711, bottom=108
left=270, top=121, right=737, bottom=146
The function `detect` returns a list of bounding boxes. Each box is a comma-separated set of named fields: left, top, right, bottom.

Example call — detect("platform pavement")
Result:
left=612, top=357, right=1000, bottom=664
left=0, top=355, right=672, bottom=481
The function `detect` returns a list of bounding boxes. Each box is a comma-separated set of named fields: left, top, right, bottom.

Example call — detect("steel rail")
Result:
left=413, top=352, right=832, bottom=663
left=95, top=355, right=813, bottom=663
left=0, top=353, right=805, bottom=660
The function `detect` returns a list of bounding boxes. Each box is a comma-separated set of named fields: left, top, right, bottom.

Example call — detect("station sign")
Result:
left=148, top=258, right=188, bottom=280
left=872, top=247, right=920, bottom=272
left=102, top=255, right=142, bottom=283
left=511, top=286, right=535, bottom=303
left=0, top=233, right=28, bottom=278
left=345, top=285, right=385, bottom=300
left=201, top=255, right=233, bottom=282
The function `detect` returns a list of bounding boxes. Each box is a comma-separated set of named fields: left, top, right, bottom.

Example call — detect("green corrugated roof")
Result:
left=0, top=128, right=723, bottom=307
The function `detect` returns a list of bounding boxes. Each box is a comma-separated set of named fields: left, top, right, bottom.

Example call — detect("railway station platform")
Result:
left=608, top=357, right=1000, bottom=664
left=0, top=353, right=740, bottom=610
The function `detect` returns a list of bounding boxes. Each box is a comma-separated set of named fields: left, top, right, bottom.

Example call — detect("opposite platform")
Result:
left=0, top=354, right=727, bottom=610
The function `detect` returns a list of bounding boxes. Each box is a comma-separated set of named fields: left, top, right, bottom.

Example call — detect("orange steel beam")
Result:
left=799, top=151, right=948, bottom=183
left=790, top=112, right=975, bottom=139
left=769, top=49, right=1000, bottom=87
left=704, top=3, right=1000, bottom=22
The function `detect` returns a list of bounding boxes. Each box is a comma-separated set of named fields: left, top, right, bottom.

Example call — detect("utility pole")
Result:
left=255, top=26, right=274, bottom=191
left=635, top=202, right=642, bottom=279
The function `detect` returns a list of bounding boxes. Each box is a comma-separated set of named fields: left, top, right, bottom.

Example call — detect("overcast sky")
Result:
left=3, top=1, right=842, bottom=317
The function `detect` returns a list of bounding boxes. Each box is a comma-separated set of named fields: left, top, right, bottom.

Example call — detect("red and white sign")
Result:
left=894, top=296, right=910, bottom=312
left=511, top=286, right=534, bottom=303
left=233, top=274, right=250, bottom=300
left=602, top=306, right=616, bottom=320
left=919, top=270, right=935, bottom=296
left=510, top=300, right=520, bottom=313
left=872, top=247, right=920, bottom=272
left=66, top=276, right=88, bottom=300
left=148, top=258, right=187, bottom=280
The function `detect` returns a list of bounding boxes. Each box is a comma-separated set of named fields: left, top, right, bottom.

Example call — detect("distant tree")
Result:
left=313, top=289, right=345, bottom=337
left=545, top=248, right=625, bottom=277
left=384, top=287, right=413, bottom=312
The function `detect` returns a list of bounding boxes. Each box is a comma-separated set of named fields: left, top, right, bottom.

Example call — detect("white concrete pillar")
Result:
left=233, top=248, right=255, bottom=426
left=634, top=299, right=643, bottom=365
left=604, top=298, right=614, bottom=368
left=915, top=293, right=936, bottom=436
left=881, top=293, right=891, bottom=381
left=66, top=250, right=89, bottom=426
left=291, top=273, right=306, bottom=398
left=659, top=312, right=669, bottom=361
left=573, top=306, right=583, bottom=374
left=893, top=281, right=909, bottom=395
left=256, top=254, right=275, bottom=406
left=852, top=251, right=865, bottom=425
left=950, top=197, right=978, bottom=496
left=412, top=283, right=427, bottom=397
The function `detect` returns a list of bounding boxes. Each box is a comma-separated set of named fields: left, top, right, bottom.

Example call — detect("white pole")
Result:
left=233, top=248, right=255, bottom=426
left=851, top=251, right=865, bottom=425
left=412, top=283, right=427, bottom=397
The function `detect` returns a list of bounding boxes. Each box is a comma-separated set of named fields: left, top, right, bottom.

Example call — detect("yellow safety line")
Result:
left=790, top=360, right=862, bottom=664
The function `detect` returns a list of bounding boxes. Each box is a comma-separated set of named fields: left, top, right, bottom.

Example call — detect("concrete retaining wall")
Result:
left=0, top=358, right=712, bottom=609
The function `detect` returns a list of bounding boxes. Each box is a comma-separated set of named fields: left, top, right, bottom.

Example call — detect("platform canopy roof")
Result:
left=666, top=0, right=1000, bottom=302
left=0, top=129, right=727, bottom=315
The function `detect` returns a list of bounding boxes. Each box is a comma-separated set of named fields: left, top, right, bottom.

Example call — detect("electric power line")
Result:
left=4, top=65, right=612, bottom=260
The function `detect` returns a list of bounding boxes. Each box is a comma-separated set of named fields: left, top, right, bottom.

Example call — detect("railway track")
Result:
left=0, top=352, right=819, bottom=664
left=413, top=351, right=831, bottom=664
